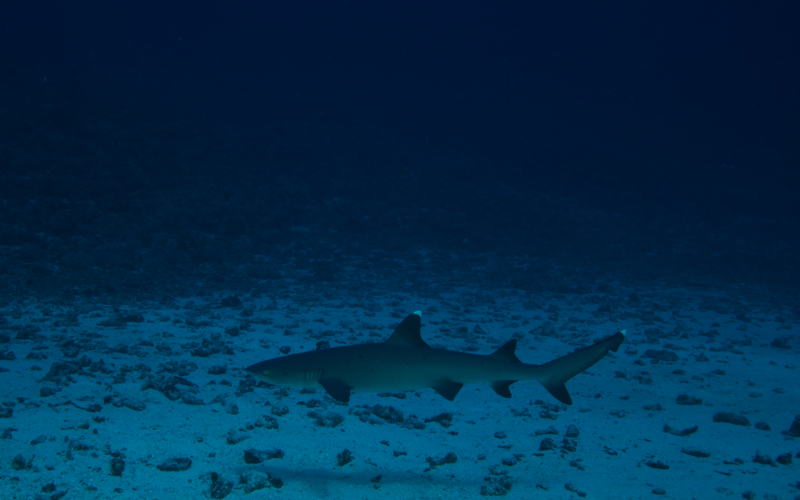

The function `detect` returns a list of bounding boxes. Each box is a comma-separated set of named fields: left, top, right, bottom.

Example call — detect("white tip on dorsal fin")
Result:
left=413, top=310, right=422, bottom=317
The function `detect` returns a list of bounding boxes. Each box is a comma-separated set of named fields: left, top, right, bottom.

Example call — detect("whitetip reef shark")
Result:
left=245, top=311, right=625, bottom=405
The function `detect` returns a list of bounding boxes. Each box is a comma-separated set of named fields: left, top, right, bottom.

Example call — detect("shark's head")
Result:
left=245, top=356, right=321, bottom=388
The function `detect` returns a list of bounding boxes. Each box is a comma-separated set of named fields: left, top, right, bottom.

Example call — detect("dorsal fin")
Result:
left=489, top=339, right=522, bottom=364
left=386, top=311, right=429, bottom=348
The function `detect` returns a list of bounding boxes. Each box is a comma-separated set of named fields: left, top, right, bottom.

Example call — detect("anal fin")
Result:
left=490, top=380, right=517, bottom=398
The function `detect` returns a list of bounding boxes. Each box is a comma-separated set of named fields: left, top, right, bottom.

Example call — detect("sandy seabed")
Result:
left=0, top=280, right=798, bottom=500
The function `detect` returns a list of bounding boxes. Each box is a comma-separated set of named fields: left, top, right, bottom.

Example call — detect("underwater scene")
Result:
left=1, top=1, right=798, bottom=499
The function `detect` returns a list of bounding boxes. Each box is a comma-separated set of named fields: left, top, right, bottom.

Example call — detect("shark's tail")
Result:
left=535, top=331, right=625, bottom=405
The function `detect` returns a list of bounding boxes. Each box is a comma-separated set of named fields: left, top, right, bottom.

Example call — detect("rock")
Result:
left=753, top=451, right=776, bottom=467
left=110, top=457, right=125, bottom=476
left=157, top=457, right=192, bottom=471
left=209, top=472, right=233, bottom=499
left=427, top=452, right=457, bottom=467
left=481, top=475, right=513, bottom=496
left=539, top=438, right=556, bottom=451
left=400, top=415, right=426, bottom=430
left=220, top=296, right=242, bottom=308
left=112, top=397, right=146, bottom=411
left=675, top=394, right=702, bottom=405
left=664, top=423, right=698, bottom=436
left=561, top=438, right=577, bottom=452
left=208, top=365, right=227, bottom=375
left=771, top=338, right=791, bottom=349
left=565, top=482, right=586, bottom=498
left=308, top=411, right=344, bottom=428
left=225, top=430, right=249, bottom=445
left=254, top=415, right=279, bottom=429
left=271, top=405, right=289, bottom=416
left=240, top=470, right=271, bottom=493
left=337, top=449, right=354, bottom=466
left=30, top=435, right=49, bottom=445
left=243, top=448, right=284, bottom=464
left=239, top=469, right=282, bottom=492
left=11, top=454, right=33, bottom=470
left=681, top=447, right=711, bottom=458
left=141, top=375, right=199, bottom=402
left=371, top=405, right=404, bottom=424
left=713, top=412, right=750, bottom=426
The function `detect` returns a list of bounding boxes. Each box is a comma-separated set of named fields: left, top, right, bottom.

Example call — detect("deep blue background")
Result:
left=1, top=1, right=798, bottom=297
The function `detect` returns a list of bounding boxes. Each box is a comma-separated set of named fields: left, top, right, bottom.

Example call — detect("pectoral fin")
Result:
left=319, top=378, right=352, bottom=403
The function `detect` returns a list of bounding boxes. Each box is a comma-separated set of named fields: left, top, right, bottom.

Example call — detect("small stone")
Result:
left=110, top=457, right=125, bottom=476
left=752, top=451, right=776, bottom=467
left=675, top=394, right=702, bottom=405
left=713, top=412, right=750, bottom=427
left=157, top=457, right=192, bottom=472
left=426, top=452, right=457, bottom=467
left=539, top=438, right=556, bottom=451
left=337, top=449, right=354, bottom=466
left=681, top=447, right=711, bottom=458
left=243, top=448, right=284, bottom=464
left=775, top=453, right=792, bottom=465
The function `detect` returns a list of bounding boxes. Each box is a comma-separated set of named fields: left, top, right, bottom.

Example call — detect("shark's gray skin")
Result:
left=245, top=311, right=625, bottom=404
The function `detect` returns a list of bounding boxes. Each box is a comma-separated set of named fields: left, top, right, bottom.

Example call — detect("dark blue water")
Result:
left=2, top=0, right=798, bottom=298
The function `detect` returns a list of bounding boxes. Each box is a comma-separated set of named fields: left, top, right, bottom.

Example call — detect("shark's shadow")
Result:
left=232, top=463, right=499, bottom=496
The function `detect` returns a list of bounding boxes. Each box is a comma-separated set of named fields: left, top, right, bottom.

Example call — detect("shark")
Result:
left=245, top=311, right=625, bottom=405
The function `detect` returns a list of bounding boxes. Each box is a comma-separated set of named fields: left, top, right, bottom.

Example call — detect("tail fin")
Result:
left=537, top=331, right=625, bottom=405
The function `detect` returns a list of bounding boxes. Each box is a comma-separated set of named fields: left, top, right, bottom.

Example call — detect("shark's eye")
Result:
left=262, top=371, right=269, bottom=376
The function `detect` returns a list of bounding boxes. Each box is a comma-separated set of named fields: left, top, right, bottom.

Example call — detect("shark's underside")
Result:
left=245, top=311, right=625, bottom=404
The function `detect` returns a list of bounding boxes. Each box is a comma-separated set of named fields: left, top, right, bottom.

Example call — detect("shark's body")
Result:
left=245, top=312, right=625, bottom=404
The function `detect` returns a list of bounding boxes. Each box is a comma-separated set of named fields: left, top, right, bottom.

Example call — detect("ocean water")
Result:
left=0, top=2, right=798, bottom=499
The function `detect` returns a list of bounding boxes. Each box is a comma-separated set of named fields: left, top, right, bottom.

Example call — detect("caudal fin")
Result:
left=537, top=331, right=625, bottom=405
